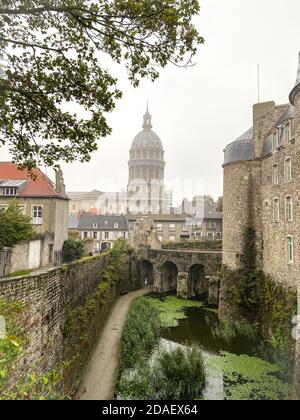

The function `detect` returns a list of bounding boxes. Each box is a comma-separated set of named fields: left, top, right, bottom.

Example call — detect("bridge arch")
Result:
left=187, top=264, right=207, bottom=298
left=139, top=260, right=154, bottom=287
left=161, top=261, right=178, bottom=293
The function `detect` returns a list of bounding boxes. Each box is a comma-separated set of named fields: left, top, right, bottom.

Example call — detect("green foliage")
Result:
left=0, top=300, right=24, bottom=390
left=0, top=299, right=65, bottom=400
left=212, top=320, right=259, bottom=344
left=241, top=227, right=256, bottom=273
left=0, top=1, right=203, bottom=167
left=155, top=346, right=206, bottom=400
left=0, top=201, right=34, bottom=250
left=163, top=240, right=222, bottom=251
left=62, top=239, right=84, bottom=263
left=62, top=277, right=117, bottom=391
left=9, top=270, right=32, bottom=278
left=149, top=295, right=203, bottom=328
left=118, top=346, right=207, bottom=400
left=208, top=352, right=291, bottom=400
left=120, top=297, right=161, bottom=370
left=2, top=368, right=67, bottom=400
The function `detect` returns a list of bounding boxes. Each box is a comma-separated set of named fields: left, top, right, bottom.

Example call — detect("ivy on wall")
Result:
left=220, top=227, right=297, bottom=379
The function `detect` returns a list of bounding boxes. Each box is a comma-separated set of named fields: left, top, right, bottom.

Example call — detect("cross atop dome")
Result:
left=289, top=51, right=300, bottom=105
left=142, top=102, right=152, bottom=130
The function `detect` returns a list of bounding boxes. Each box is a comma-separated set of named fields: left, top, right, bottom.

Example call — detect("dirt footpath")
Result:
left=76, top=288, right=149, bottom=400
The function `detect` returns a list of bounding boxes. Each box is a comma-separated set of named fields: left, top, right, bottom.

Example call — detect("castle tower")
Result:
left=290, top=52, right=300, bottom=140
left=128, top=105, right=166, bottom=214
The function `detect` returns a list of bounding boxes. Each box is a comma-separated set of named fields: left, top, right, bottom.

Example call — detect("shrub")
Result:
left=117, top=346, right=207, bottom=400
left=0, top=201, right=34, bottom=250
left=62, top=240, right=84, bottom=262
left=155, top=346, right=206, bottom=400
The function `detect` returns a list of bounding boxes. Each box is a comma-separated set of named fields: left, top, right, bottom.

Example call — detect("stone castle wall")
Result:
left=0, top=253, right=111, bottom=380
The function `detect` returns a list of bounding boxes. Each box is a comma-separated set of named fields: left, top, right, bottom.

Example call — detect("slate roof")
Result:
left=0, top=162, right=68, bottom=199
left=290, top=52, right=300, bottom=105
left=78, top=214, right=128, bottom=230
left=223, top=128, right=253, bottom=165
left=68, top=214, right=79, bottom=229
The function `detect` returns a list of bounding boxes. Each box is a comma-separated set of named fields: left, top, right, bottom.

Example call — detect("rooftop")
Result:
left=0, top=162, right=68, bottom=199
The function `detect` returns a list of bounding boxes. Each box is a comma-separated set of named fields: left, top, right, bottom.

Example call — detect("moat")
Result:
left=160, top=301, right=292, bottom=400
left=117, top=295, right=293, bottom=401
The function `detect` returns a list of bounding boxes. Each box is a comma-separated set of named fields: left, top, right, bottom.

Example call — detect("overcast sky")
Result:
left=1, top=0, right=300, bottom=205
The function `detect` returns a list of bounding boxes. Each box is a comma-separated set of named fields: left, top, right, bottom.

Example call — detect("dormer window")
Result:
left=114, top=222, right=119, bottom=229
left=272, top=131, right=279, bottom=151
left=93, top=222, right=99, bottom=229
left=0, top=187, right=18, bottom=196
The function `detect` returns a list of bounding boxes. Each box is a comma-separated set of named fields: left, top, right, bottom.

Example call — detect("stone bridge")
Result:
left=136, top=248, right=222, bottom=303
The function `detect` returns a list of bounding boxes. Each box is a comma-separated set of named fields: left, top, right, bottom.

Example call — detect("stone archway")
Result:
left=161, top=261, right=178, bottom=292
left=139, top=260, right=154, bottom=287
left=188, top=264, right=207, bottom=298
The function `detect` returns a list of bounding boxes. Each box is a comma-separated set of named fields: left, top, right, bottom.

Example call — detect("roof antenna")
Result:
left=257, top=64, right=260, bottom=103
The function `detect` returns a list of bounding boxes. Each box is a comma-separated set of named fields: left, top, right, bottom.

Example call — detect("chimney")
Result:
left=55, top=168, right=65, bottom=195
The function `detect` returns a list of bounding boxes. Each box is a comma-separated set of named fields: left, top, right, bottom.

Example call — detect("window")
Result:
left=156, top=223, right=163, bottom=231
left=207, top=232, right=213, bottom=239
left=272, top=164, right=279, bottom=185
left=285, top=196, right=293, bottom=222
left=287, top=236, right=294, bottom=264
left=0, top=187, right=18, bottom=196
left=169, top=224, right=176, bottom=232
left=216, top=232, right=222, bottom=239
left=32, top=206, right=42, bottom=225
left=114, top=222, right=119, bottom=229
left=182, top=224, right=189, bottom=232
left=104, top=232, right=109, bottom=239
left=93, top=222, right=98, bottom=229
left=273, top=198, right=280, bottom=223
left=83, top=231, right=88, bottom=239
left=285, top=122, right=291, bottom=143
left=284, top=158, right=292, bottom=182
left=272, top=131, right=279, bottom=151
left=169, top=235, right=176, bottom=242
left=0, top=204, right=8, bottom=213
left=93, top=232, right=98, bottom=239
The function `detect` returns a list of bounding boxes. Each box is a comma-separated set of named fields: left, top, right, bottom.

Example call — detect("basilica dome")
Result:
left=131, top=129, right=163, bottom=150
left=130, top=105, right=164, bottom=151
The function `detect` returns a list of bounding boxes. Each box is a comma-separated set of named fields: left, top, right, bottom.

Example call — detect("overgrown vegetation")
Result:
left=220, top=227, right=297, bottom=382
left=118, top=346, right=207, bottom=400
left=0, top=202, right=34, bottom=250
left=163, top=240, right=222, bottom=251
left=62, top=239, right=85, bottom=263
left=62, top=238, right=136, bottom=394
left=0, top=299, right=65, bottom=400
left=212, top=320, right=259, bottom=344
left=117, top=296, right=207, bottom=400
left=120, top=297, right=161, bottom=370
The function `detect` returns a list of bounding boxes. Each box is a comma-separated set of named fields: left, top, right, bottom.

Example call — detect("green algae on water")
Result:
left=148, top=296, right=203, bottom=328
left=206, top=352, right=291, bottom=400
